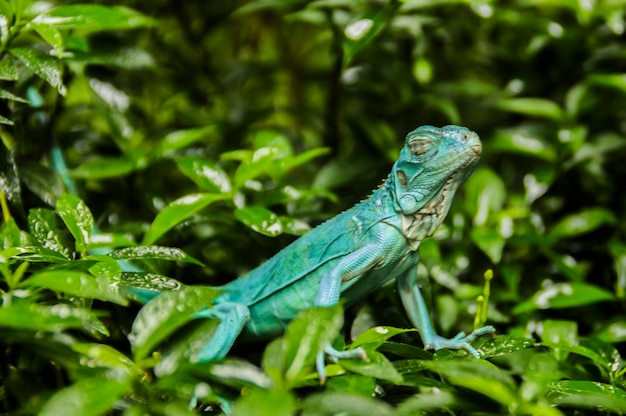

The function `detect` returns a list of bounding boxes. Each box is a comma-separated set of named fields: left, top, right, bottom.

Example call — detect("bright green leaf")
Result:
left=497, top=97, right=563, bottom=120
left=302, top=392, right=396, bottom=416
left=28, top=208, right=71, bottom=259
left=108, top=245, right=204, bottom=266
left=176, top=157, right=232, bottom=193
left=154, top=126, right=217, bottom=157
left=548, top=380, right=626, bottom=412
left=70, top=157, right=137, bottom=179
left=10, top=48, right=66, bottom=95
left=23, top=269, right=128, bottom=306
left=549, top=207, right=616, bottom=240
left=514, top=282, right=615, bottom=314
left=470, top=226, right=506, bottom=264
left=0, top=302, right=97, bottom=332
left=39, top=377, right=129, bottom=416
left=33, top=5, right=155, bottom=32
left=142, top=193, right=224, bottom=245
left=55, top=194, right=94, bottom=254
left=235, top=206, right=283, bottom=236
left=0, top=58, right=18, bottom=80
left=129, top=285, right=220, bottom=360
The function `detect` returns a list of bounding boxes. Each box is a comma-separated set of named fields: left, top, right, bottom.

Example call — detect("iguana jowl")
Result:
left=196, top=124, right=495, bottom=375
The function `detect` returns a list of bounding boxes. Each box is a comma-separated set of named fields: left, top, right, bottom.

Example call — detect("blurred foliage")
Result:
left=1, top=0, right=626, bottom=414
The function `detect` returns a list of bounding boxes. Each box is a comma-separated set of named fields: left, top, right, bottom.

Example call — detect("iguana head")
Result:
left=391, top=125, right=481, bottom=240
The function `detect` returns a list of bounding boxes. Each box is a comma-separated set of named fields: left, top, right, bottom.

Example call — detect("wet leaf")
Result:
left=129, top=285, right=220, bottom=360
left=514, top=282, right=615, bottom=314
left=176, top=157, right=232, bottom=194
left=548, top=380, right=626, bottom=412
left=235, top=206, right=283, bottom=236
left=0, top=88, right=28, bottom=103
left=39, top=377, right=129, bottom=416
left=154, top=126, right=217, bottom=157
left=0, top=302, right=97, bottom=332
left=142, top=193, right=224, bottom=245
left=70, top=157, right=137, bottom=179
left=339, top=349, right=403, bottom=383
left=0, top=58, right=18, bottom=80
left=23, top=269, right=128, bottom=306
left=55, top=194, right=94, bottom=254
left=421, top=360, right=517, bottom=405
left=108, top=245, right=204, bottom=266
left=497, top=97, right=563, bottom=120
left=350, top=326, right=416, bottom=349
left=302, top=392, right=396, bottom=416
left=10, top=48, right=66, bottom=95
left=28, top=208, right=71, bottom=259
left=33, top=4, right=155, bottom=32
left=549, top=207, right=615, bottom=240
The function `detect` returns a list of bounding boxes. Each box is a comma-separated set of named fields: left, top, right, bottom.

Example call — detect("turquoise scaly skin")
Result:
left=192, top=125, right=495, bottom=377
left=53, top=124, right=495, bottom=381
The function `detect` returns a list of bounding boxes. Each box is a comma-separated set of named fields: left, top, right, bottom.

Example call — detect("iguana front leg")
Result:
left=397, top=266, right=495, bottom=357
left=314, top=243, right=386, bottom=381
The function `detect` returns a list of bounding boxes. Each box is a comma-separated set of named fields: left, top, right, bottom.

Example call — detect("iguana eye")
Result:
left=408, top=139, right=436, bottom=157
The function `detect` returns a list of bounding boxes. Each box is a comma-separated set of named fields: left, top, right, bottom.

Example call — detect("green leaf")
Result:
left=55, top=194, right=94, bottom=254
left=39, top=377, right=129, bottom=416
left=302, top=392, right=396, bottom=416
left=0, top=302, right=97, bottom=332
left=154, top=126, right=217, bottom=157
left=120, top=271, right=182, bottom=292
left=28, top=208, right=71, bottom=259
left=497, top=97, right=563, bottom=120
left=176, top=157, right=232, bottom=194
left=232, top=388, right=296, bottom=416
left=339, top=349, right=403, bottom=383
left=548, top=380, right=626, bottom=412
left=491, top=129, right=557, bottom=161
left=70, top=157, right=137, bottom=179
left=27, top=22, right=64, bottom=55
left=235, top=206, right=311, bottom=237
left=23, top=269, right=128, bottom=305
left=33, top=5, right=155, bottom=32
left=235, top=206, right=283, bottom=236
left=514, top=282, right=616, bottom=314
left=71, top=342, right=144, bottom=378
left=476, top=335, right=536, bottom=357
left=421, top=360, right=517, bottom=406
left=350, top=326, right=417, bottom=349
left=10, top=48, right=66, bottom=95
left=343, top=11, right=389, bottom=67
left=142, top=193, right=224, bottom=245
left=129, top=285, right=220, bottom=360
left=0, top=88, right=28, bottom=103
left=0, top=58, right=18, bottom=80
left=464, top=167, right=507, bottom=226
left=470, top=226, right=506, bottom=264
left=549, top=207, right=616, bottom=240
left=0, top=114, right=14, bottom=125
left=588, top=73, right=626, bottom=94
left=19, top=162, right=66, bottom=206
left=108, top=245, right=204, bottom=266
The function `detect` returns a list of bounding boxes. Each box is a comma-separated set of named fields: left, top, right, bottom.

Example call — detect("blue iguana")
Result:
left=179, top=124, right=494, bottom=376
left=55, top=124, right=495, bottom=379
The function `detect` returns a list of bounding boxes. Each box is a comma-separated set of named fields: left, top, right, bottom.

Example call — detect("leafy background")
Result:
left=1, top=0, right=626, bottom=414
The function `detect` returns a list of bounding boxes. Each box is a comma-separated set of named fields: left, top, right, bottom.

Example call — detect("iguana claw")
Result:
left=316, top=344, right=368, bottom=384
left=424, top=325, right=496, bottom=358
